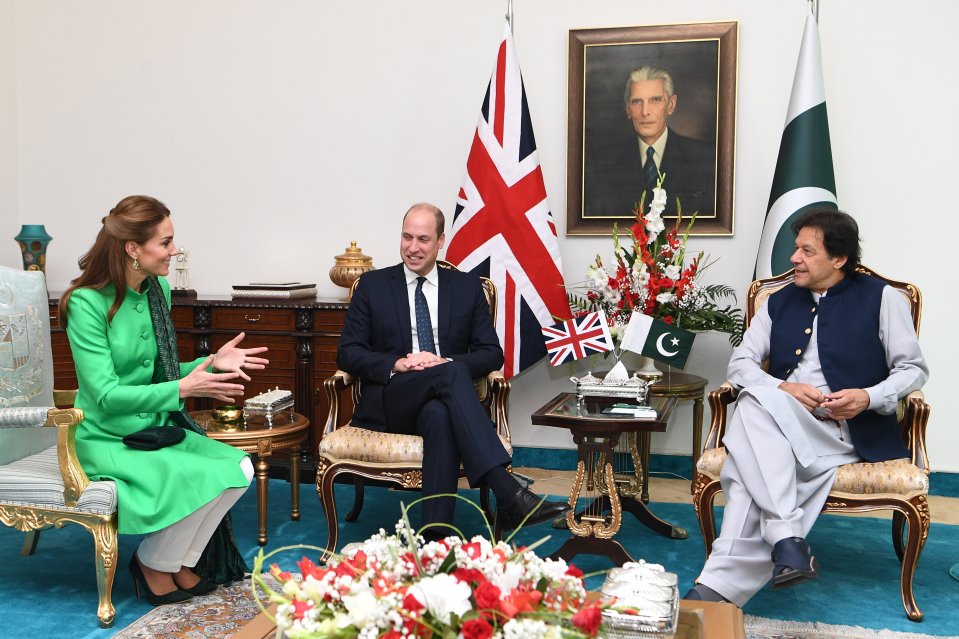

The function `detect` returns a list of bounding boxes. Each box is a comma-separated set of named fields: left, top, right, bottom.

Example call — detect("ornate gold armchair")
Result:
left=317, top=261, right=511, bottom=559
left=692, top=265, right=930, bottom=621
left=0, top=266, right=118, bottom=627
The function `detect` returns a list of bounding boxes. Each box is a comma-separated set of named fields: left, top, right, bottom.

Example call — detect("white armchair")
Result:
left=0, top=265, right=119, bottom=628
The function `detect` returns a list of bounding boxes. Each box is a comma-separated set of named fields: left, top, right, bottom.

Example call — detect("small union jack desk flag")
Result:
left=541, top=312, right=614, bottom=366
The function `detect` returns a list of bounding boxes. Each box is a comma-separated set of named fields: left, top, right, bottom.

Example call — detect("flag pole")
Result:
left=809, top=0, right=819, bottom=20
left=506, top=0, right=513, bottom=29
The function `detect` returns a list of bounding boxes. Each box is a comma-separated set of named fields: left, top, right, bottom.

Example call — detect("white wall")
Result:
left=8, top=1, right=958, bottom=469
left=0, top=0, right=18, bottom=267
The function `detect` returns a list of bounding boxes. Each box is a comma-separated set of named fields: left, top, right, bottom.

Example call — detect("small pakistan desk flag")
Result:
left=620, top=312, right=695, bottom=368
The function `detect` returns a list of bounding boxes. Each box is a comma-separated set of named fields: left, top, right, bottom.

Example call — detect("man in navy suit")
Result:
left=337, top=203, right=568, bottom=538
left=584, top=65, right=715, bottom=217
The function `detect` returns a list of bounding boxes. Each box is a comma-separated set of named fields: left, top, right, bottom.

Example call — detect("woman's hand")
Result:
left=212, top=332, right=270, bottom=381
left=179, top=356, right=246, bottom=402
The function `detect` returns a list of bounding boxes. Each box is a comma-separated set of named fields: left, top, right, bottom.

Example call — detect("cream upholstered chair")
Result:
left=0, top=266, right=119, bottom=628
left=317, top=261, right=511, bottom=558
left=692, top=265, right=930, bottom=621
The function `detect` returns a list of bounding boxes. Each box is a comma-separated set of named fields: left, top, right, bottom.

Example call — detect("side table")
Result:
left=648, top=372, right=708, bottom=494
left=531, top=393, right=683, bottom=566
left=191, top=410, right=311, bottom=546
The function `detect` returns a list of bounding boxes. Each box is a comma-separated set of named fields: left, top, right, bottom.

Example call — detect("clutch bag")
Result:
left=122, top=426, right=186, bottom=451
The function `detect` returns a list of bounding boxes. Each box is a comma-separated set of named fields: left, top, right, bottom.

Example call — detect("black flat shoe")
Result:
left=129, top=555, right=193, bottom=606
left=496, top=487, right=570, bottom=531
left=770, top=537, right=819, bottom=590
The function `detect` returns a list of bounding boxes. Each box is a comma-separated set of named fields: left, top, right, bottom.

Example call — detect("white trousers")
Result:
left=137, top=456, right=254, bottom=573
left=696, top=388, right=860, bottom=606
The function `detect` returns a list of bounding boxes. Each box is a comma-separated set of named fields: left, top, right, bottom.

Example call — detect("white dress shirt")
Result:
left=404, top=265, right=441, bottom=357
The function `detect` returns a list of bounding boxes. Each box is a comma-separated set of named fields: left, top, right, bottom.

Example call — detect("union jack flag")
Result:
left=541, top=312, right=614, bottom=367
left=445, top=21, right=571, bottom=379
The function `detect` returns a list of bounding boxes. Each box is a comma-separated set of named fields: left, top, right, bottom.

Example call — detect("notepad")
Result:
left=602, top=404, right=657, bottom=419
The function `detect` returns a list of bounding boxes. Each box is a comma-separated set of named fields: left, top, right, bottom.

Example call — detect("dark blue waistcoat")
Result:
left=766, top=274, right=909, bottom=462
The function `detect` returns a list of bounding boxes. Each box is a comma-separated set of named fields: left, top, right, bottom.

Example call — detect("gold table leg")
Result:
left=255, top=456, right=270, bottom=546
left=290, top=446, right=301, bottom=521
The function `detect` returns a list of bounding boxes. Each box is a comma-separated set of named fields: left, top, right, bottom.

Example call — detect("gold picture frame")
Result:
left=567, top=21, right=738, bottom=235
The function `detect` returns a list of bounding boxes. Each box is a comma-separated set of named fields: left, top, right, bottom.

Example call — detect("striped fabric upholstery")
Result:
left=0, top=446, right=116, bottom=515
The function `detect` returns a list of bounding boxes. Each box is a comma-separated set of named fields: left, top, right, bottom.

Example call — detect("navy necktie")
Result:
left=414, top=276, right=436, bottom=354
left=643, top=145, right=658, bottom=192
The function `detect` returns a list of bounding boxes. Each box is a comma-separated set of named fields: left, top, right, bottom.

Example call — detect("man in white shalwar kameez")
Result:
left=685, top=209, right=928, bottom=606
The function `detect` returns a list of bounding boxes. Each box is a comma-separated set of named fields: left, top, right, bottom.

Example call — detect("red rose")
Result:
left=565, top=564, right=584, bottom=578
left=663, top=316, right=673, bottom=324
left=474, top=580, right=502, bottom=613
left=571, top=604, right=603, bottom=636
left=461, top=618, right=494, bottom=639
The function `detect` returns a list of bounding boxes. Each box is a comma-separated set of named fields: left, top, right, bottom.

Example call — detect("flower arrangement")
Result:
left=570, top=177, right=744, bottom=346
left=252, top=499, right=624, bottom=639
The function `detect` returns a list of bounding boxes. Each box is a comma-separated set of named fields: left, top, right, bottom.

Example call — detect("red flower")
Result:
left=499, top=589, right=542, bottom=619
left=461, top=618, right=494, bottom=639
left=402, top=592, right=425, bottom=614
left=461, top=541, right=484, bottom=560
left=474, top=580, right=502, bottom=615
left=453, top=567, right=487, bottom=584
left=571, top=604, right=603, bottom=636
left=663, top=316, right=673, bottom=324
left=565, top=564, right=584, bottom=578
left=291, top=598, right=313, bottom=621
left=296, top=557, right=327, bottom=581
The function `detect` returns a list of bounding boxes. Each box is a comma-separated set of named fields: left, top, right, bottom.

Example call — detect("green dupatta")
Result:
left=146, top=276, right=249, bottom=583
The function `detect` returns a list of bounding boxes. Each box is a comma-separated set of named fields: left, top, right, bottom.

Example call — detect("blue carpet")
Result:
left=2, top=479, right=958, bottom=637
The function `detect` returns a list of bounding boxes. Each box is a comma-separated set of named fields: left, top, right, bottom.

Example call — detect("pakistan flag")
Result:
left=620, top=313, right=696, bottom=369
left=755, top=8, right=837, bottom=279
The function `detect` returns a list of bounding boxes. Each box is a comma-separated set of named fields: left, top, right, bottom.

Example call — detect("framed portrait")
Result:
left=567, top=21, right=738, bottom=235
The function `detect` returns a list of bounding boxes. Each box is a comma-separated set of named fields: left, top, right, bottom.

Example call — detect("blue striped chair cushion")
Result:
left=0, top=446, right=116, bottom=515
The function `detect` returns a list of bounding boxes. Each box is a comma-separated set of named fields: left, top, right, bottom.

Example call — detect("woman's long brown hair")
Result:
left=59, top=195, right=171, bottom=328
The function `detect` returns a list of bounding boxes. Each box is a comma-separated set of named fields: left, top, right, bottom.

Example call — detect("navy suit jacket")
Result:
left=584, top=128, right=716, bottom=217
left=337, top=263, right=504, bottom=432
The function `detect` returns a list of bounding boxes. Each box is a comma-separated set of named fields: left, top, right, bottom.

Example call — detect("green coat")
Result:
left=65, top=277, right=248, bottom=534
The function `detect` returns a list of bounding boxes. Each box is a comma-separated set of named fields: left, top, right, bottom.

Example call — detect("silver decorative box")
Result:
left=243, top=388, right=294, bottom=427
left=598, top=561, right=679, bottom=639
left=571, top=362, right=650, bottom=404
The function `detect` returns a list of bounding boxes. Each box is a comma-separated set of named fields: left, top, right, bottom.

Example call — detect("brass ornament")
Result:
left=329, top=241, right=373, bottom=301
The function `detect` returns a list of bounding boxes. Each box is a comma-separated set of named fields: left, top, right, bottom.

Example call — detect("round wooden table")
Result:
left=190, top=410, right=310, bottom=546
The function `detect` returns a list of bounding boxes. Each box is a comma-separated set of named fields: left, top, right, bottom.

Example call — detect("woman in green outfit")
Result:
left=59, top=195, right=269, bottom=605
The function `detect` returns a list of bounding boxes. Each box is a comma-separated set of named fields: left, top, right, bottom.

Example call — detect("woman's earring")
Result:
left=132, top=258, right=140, bottom=270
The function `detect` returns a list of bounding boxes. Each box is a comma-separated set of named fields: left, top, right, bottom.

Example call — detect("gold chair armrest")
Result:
left=44, top=408, right=90, bottom=508
left=487, top=371, right=511, bottom=442
left=323, top=370, right=355, bottom=436
left=899, top=390, right=930, bottom=473
left=703, top=383, right=737, bottom=451
left=52, top=388, right=77, bottom=408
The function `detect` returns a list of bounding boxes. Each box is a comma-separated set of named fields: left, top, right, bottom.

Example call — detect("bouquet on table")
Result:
left=570, top=176, right=744, bottom=347
left=252, top=501, right=625, bottom=639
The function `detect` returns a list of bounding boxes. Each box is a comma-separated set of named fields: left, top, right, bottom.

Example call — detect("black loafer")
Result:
left=770, top=536, right=819, bottom=589
left=683, top=583, right=731, bottom=603
left=496, top=487, right=570, bottom=531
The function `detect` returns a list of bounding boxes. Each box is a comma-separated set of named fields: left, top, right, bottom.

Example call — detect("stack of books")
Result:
left=231, top=282, right=317, bottom=299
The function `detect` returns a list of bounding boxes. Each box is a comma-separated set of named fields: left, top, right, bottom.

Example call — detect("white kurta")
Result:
left=696, top=286, right=928, bottom=606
